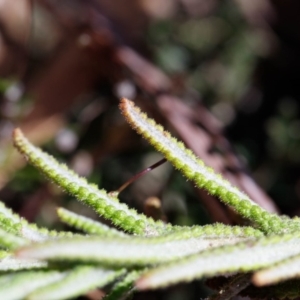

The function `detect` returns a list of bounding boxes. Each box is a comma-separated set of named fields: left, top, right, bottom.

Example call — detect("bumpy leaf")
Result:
left=0, top=202, right=48, bottom=241
left=0, top=201, right=73, bottom=241
left=104, top=270, right=142, bottom=300
left=27, top=267, right=125, bottom=300
left=13, top=128, right=166, bottom=236
left=57, top=207, right=128, bottom=237
left=4, top=100, right=300, bottom=300
left=0, top=270, right=63, bottom=300
left=15, top=225, right=259, bottom=267
left=120, top=98, right=287, bottom=234
left=253, top=253, right=300, bottom=287
left=0, top=256, right=47, bottom=271
left=136, top=233, right=300, bottom=290
left=0, top=228, right=28, bottom=250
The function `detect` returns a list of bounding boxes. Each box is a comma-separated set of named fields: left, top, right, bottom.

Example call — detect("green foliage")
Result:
left=1, top=99, right=300, bottom=299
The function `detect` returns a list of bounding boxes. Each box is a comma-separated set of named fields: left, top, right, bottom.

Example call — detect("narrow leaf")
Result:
left=0, top=201, right=24, bottom=226
left=0, top=201, right=47, bottom=241
left=0, top=270, right=63, bottom=300
left=13, top=128, right=165, bottom=236
left=1, top=201, right=70, bottom=241
left=136, top=233, right=300, bottom=290
left=104, top=270, right=142, bottom=300
left=57, top=207, right=127, bottom=237
left=16, top=227, right=259, bottom=267
left=120, top=99, right=286, bottom=234
left=253, top=253, right=300, bottom=286
left=0, top=249, right=9, bottom=258
left=27, top=266, right=125, bottom=300
left=0, top=256, right=47, bottom=271
left=0, top=227, right=28, bottom=250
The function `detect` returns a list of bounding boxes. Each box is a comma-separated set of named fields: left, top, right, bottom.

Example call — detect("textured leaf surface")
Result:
left=253, top=253, right=300, bottom=286
left=27, top=266, right=125, bottom=300
left=120, top=98, right=287, bottom=234
left=0, top=256, right=47, bottom=271
left=136, top=233, right=300, bottom=289
left=0, top=201, right=73, bottom=241
left=57, top=207, right=127, bottom=237
left=13, top=128, right=165, bottom=236
left=0, top=228, right=28, bottom=250
left=16, top=228, right=258, bottom=267
left=0, top=202, right=48, bottom=241
left=0, top=271, right=63, bottom=300
left=104, top=270, right=142, bottom=300
left=4, top=101, right=300, bottom=300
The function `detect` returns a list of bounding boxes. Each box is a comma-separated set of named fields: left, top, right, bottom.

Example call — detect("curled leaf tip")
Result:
left=119, top=98, right=135, bottom=125
left=251, top=273, right=265, bottom=287
left=135, top=276, right=148, bottom=291
left=119, top=97, right=132, bottom=107
left=14, top=247, right=30, bottom=259
left=119, top=98, right=129, bottom=112
left=12, top=128, right=27, bottom=156
left=12, top=127, right=22, bottom=142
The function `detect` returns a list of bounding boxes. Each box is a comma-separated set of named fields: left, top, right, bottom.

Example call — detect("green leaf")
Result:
left=120, top=98, right=286, bottom=234
left=0, top=228, right=28, bottom=250
left=0, top=270, right=63, bottom=300
left=15, top=225, right=260, bottom=267
left=253, top=253, right=300, bottom=287
left=6, top=100, right=300, bottom=299
left=0, top=202, right=44, bottom=240
left=0, top=256, right=47, bottom=271
left=0, top=201, right=72, bottom=241
left=27, top=266, right=125, bottom=300
left=136, top=233, right=300, bottom=290
left=57, top=207, right=127, bottom=237
left=13, top=128, right=166, bottom=236
left=104, top=270, right=142, bottom=300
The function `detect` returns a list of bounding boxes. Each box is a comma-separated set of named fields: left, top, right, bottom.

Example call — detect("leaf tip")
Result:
left=135, top=276, right=149, bottom=290
left=119, top=98, right=133, bottom=117
left=14, top=244, right=37, bottom=260
left=14, top=247, right=25, bottom=257
left=119, top=97, right=132, bottom=110
left=56, top=207, right=64, bottom=217
left=252, top=272, right=268, bottom=287
left=12, top=127, right=23, bottom=143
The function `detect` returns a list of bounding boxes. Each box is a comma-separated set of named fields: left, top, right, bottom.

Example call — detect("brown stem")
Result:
left=116, top=158, right=167, bottom=194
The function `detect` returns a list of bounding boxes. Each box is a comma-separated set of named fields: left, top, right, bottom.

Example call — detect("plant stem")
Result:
left=116, top=158, right=167, bottom=194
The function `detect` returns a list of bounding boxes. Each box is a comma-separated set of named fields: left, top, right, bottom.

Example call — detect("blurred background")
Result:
left=1, top=0, right=300, bottom=299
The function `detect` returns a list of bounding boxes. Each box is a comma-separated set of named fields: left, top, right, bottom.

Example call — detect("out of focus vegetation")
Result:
left=1, top=0, right=300, bottom=299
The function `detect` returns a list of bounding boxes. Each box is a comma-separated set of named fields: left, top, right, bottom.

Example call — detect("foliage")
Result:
left=1, top=99, right=300, bottom=299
